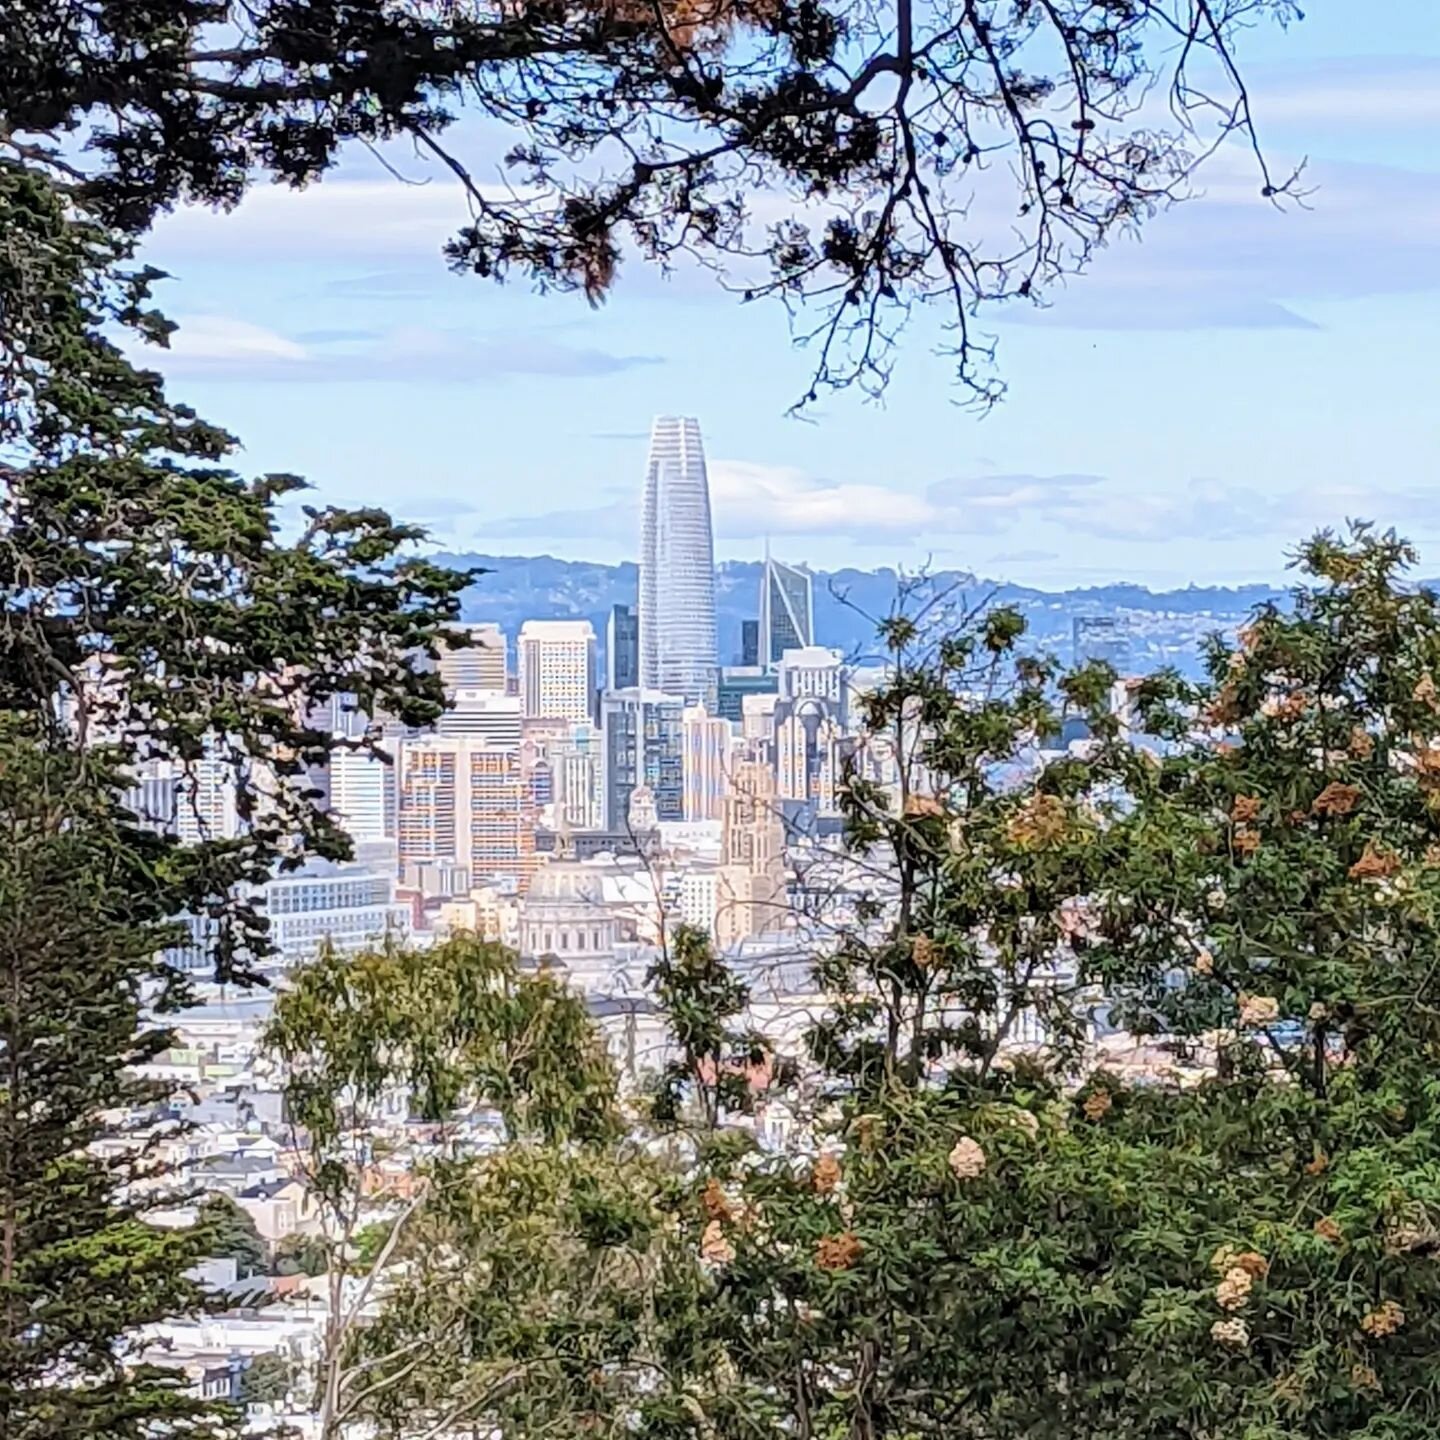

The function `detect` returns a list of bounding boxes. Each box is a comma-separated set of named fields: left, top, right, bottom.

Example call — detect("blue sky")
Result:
left=136, top=9, right=1440, bottom=589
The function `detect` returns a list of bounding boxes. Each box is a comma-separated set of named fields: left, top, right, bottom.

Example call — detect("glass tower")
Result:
left=639, top=416, right=718, bottom=708
left=760, top=554, right=814, bottom=669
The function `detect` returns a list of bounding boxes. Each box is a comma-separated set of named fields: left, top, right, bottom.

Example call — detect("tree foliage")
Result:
left=0, top=729, right=228, bottom=1439
left=1, top=0, right=1297, bottom=404
left=266, top=934, right=623, bottom=1438
left=197, top=1195, right=269, bottom=1280
left=338, top=533, right=1440, bottom=1440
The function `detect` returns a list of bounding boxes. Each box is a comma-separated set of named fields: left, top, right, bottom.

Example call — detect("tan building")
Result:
left=715, top=760, right=787, bottom=947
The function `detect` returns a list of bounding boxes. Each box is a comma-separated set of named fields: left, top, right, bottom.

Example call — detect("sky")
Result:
left=135, top=6, right=1440, bottom=590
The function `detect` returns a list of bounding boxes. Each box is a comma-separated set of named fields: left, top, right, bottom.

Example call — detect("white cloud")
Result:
left=131, top=314, right=660, bottom=383
left=488, top=464, right=1440, bottom=552
left=162, top=314, right=309, bottom=365
left=708, top=461, right=935, bottom=539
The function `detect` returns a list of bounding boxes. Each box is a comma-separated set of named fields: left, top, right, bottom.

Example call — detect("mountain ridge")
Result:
left=434, top=552, right=1288, bottom=676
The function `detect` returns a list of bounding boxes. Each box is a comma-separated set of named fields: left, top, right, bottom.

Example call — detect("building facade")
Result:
left=681, top=704, right=731, bottom=822
left=601, top=687, right=685, bottom=829
left=518, top=619, right=597, bottom=722
left=607, top=603, right=639, bottom=691
left=638, top=416, right=718, bottom=709
left=760, top=556, right=814, bottom=669
left=437, top=622, right=507, bottom=694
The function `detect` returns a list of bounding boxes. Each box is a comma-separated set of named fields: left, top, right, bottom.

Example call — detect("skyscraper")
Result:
left=639, top=416, right=718, bottom=709
left=438, top=622, right=507, bottom=694
left=600, top=687, right=685, bottom=829
left=607, top=604, right=639, bottom=691
left=396, top=736, right=536, bottom=890
left=760, top=555, right=814, bottom=669
left=681, top=704, right=731, bottom=822
left=518, top=619, right=597, bottom=721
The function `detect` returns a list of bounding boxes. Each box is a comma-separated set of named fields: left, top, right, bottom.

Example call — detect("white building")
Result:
left=437, top=622, right=507, bottom=694
left=518, top=619, right=597, bottom=722
left=551, top=720, right=606, bottom=831
left=328, top=748, right=395, bottom=843
left=436, top=690, right=523, bottom=746
left=681, top=704, right=731, bottom=821
left=263, top=857, right=410, bottom=962
left=639, top=416, right=718, bottom=709
left=778, top=646, right=847, bottom=711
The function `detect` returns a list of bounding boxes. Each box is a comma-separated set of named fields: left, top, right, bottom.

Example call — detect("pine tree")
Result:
left=0, top=732, right=228, bottom=1439
left=0, top=164, right=466, bottom=1434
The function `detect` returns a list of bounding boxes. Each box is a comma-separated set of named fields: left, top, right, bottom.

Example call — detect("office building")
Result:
left=716, top=665, right=778, bottom=724
left=778, top=645, right=846, bottom=714
left=639, top=416, right=718, bottom=708
left=551, top=721, right=606, bottom=831
left=396, top=736, right=536, bottom=891
left=740, top=619, right=760, bottom=668
left=607, top=604, right=640, bottom=691
left=682, top=705, right=731, bottom=822
left=437, top=622, right=507, bottom=695
left=600, top=687, right=685, bottom=829
left=518, top=620, right=597, bottom=722
left=760, top=555, right=814, bottom=669
left=329, top=748, right=396, bottom=844
left=1073, top=616, right=1133, bottom=675
left=436, top=690, right=523, bottom=746
left=716, top=760, right=787, bottom=948
left=264, top=857, right=410, bottom=963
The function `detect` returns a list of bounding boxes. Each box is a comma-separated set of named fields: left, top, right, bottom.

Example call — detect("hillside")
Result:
left=431, top=552, right=1286, bottom=678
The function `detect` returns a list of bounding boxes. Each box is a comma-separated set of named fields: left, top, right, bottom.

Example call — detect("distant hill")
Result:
left=430, top=552, right=1288, bottom=679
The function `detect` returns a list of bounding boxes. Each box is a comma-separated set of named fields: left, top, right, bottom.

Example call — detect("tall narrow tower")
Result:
left=639, top=416, right=718, bottom=708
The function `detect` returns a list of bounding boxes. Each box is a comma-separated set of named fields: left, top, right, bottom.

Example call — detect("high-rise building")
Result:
left=174, top=755, right=243, bottom=845
left=550, top=720, right=606, bottom=831
left=396, top=737, right=537, bottom=890
left=639, top=416, right=718, bottom=708
left=329, top=749, right=396, bottom=844
left=716, top=760, right=787, bottom=948
left=437, top=623, right=507, bottom=695
left=607, top=604, right=640, bottom=691
left=600, top=687, right=685, bottom=829
left=437, top=690, right=523, bottom=746
left=1073, top=616, right=1133, bottom=675
left=682, top=704, right=731, bottom=822
left=740, top=620, right=760, bottom=668
left=760, top=555, right=814, bottom=669
left=778, top=645, right=846, bottom=713
left=518, top=620, right=597, bottom=722
left=716, top=665, right=778, bottom=724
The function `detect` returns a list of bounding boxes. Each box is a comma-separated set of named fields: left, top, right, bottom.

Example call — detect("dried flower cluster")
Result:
left=1211, top=1317, right=1250, bottom=1348
left=1361, top=1300, right=1406, bottom=1337
left=948, top=1136, right=987, bottom=1181
left=815, top=1231, right=863, bottom=1271
left=1238, top=993, right=1280, bottom=1027
left=1232, top=794, right=1262, bottom=823
left=1215, top=1267, right=1254, bottom=1311
left=1313, top=1216, right=1343, bottom=1245
left=700, top=1220, right=734, bottom=1267
left=1350, top=843, right=1401, bottom=881
left=811, top=1154, right=842, bottom=1196
left=701, top=1178, right=734, bottom=1222
left=1005, top=793, right=1071, bottom=850
left=1312, top=781, right=1361, bottom=817
left=1082, top=1090, right=1113, bottom=1122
